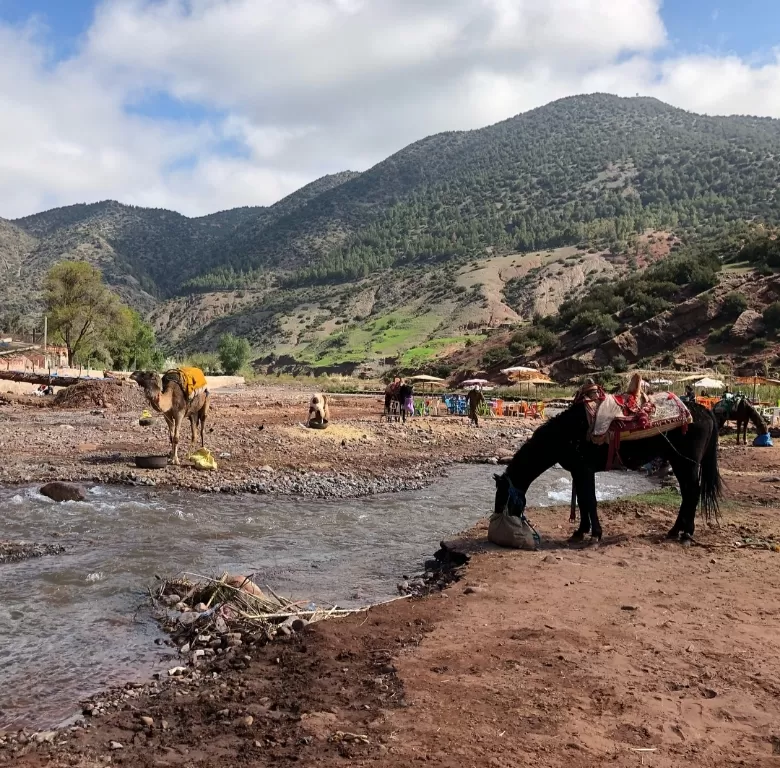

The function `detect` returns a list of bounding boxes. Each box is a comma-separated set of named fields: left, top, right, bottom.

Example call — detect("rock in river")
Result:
left=39, top=481, right=87, bottom=502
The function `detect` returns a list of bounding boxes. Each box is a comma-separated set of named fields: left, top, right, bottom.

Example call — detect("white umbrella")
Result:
left=650, top=378, right=673, bottom=385
left=694, top=377, right=724, bottom=389
left=408, top=374, right=445, bottom=383
left=461, top=378, right=490, bottom=387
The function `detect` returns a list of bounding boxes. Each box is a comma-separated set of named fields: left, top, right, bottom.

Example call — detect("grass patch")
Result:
left=629, top=487, right=681, bottom=507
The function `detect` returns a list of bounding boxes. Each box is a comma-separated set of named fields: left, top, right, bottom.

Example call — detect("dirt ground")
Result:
left=3, top=437, right=780, bottom=766
left=0, top=385, right=526, bottom=494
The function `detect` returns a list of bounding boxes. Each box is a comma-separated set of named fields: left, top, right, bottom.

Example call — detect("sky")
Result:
left=1, top=0, right=779, bottom=219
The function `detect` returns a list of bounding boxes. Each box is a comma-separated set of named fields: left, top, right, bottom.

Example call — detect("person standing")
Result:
left=466, top=386, right=485, bottom=427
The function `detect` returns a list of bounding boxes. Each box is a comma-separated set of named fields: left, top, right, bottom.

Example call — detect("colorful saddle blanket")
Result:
left=576, top=384, right=692, bottom=445
left=163, top=367, right=208, bottom=402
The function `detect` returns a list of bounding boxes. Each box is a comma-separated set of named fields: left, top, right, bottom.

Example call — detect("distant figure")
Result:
left=399, top=381, right=414, bottom=422
left=384, top=377, right=402, bottom=418
left=684, top=384, right=695, bottom=402
left=467, top=386, right=485, bottom=427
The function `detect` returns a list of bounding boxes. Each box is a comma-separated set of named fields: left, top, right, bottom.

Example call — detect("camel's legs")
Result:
left=171, top=413, right=184, bottom=465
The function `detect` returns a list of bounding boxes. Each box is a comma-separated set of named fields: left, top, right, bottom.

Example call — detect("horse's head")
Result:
left=493, top=472, right=527, bottom=517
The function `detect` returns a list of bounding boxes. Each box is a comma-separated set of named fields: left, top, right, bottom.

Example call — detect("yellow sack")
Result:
left=189, top=447, right=217, bottom=471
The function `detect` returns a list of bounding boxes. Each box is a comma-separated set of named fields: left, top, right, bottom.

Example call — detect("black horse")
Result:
left=713, top=396, right=768, bottom=445
left=494, top=400, right=722, bottom=542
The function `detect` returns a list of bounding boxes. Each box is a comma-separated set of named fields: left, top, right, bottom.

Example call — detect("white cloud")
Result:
left=1, top=0, right=780, bottom=218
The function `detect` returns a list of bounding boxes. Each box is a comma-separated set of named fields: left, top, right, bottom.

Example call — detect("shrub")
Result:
left=721, top=292, right=748, bottom=318
left=570, top=310, right=619, bottom=336
left=611, top=354, right=628, bottom=373
left=763, top=302, right=780, bottom=333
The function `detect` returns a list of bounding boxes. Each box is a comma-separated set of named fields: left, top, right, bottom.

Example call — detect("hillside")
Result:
left=4, top=94, right=780, bottom=369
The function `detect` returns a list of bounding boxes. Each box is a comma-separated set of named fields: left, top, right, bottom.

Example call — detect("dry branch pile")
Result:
left=149, top=572, right=368, bottom=662
left=53, top=379, right=147, bottom=411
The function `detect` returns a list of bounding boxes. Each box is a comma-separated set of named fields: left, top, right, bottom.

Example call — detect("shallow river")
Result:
left=0, top=465, right=656, bottom=729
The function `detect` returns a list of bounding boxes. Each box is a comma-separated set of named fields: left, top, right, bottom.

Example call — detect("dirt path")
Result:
left=3, top=434, right=780, bottom=766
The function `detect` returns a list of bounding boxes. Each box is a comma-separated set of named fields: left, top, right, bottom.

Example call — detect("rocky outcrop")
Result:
left=39, top=481, right=87, bottom=502
left=731, top=310, right=764, bottom=341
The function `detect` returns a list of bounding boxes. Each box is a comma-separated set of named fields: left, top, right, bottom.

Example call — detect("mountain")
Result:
left=4, top=94, right=780, bottom=371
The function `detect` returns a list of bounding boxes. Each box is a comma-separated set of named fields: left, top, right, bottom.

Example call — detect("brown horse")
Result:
left=713, top=396, right=768, bottom=445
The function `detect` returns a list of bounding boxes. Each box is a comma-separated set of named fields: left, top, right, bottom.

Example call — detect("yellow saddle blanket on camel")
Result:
left=163, top=367, right=208, bottom=401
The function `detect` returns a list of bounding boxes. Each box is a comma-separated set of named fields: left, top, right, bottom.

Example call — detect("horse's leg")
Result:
left=667, top=457, right=700, bottom=540
left=190, top=413, right=197, bottom=444
left=570, top=471, right=599, bottom=541
left=199, top=407, right=206, bottom=448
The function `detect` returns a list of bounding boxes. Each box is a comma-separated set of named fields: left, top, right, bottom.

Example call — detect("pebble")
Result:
left=109, top=741, right=124, bottom=750
left=140, top=716, right=154, bottom=727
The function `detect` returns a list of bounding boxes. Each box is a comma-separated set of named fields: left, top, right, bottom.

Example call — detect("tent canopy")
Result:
left=408, top=374, right=445, bottom=383
left=694, top=377, right=724, bottom=389
left=650, top=378, right=673, bottom=385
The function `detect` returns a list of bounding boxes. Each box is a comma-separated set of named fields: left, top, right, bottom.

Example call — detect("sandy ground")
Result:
left=2, top=416, right=780, bottom=766
left=0, top=385, right=527, bottom=495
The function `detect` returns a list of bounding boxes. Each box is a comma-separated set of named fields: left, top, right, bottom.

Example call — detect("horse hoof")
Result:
left=569, top=531, right=587, bottom=542
left=666, top=529, right=681, bottom=540
left=591, top=532, right=603, bottom=542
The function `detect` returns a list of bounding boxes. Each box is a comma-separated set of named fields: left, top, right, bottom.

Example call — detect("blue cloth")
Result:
left=753, top=433, right=773, bottom=447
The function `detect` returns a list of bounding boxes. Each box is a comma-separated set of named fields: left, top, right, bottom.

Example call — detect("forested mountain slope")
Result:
left=4, top=94, right=780, bottom=367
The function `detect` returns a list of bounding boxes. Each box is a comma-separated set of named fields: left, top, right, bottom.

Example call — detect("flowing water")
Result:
left=0, top=465, right=657, bottom=729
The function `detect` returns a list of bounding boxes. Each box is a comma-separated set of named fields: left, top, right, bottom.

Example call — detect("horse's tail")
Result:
left=699, top=411, right=723, bottom=522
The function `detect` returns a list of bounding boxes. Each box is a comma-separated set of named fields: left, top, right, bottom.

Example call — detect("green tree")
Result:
left=44, top=261, right=124, bottom=366
left=107, top=308, right=164, bottom=371
left=218, top=333, right=252, bottom=375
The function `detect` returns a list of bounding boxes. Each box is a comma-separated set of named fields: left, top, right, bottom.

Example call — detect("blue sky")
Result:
left=1, top=0, right=779, bottom=217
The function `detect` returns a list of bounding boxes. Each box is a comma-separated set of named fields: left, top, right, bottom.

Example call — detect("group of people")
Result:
left=383, top=377, right=486, bottom=426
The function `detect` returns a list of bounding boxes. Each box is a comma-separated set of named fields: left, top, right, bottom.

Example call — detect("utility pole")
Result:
left=43, top=315, right=48, bottom=367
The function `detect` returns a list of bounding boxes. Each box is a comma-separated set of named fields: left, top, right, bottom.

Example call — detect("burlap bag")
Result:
left=488, top=511, right=539, bottom=550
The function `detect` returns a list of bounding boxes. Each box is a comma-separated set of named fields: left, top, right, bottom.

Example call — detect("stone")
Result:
left=34, top=731, right=56, bottom=743
left=730, top=309, right=764, bottom=341
left=109, top=741, right=124, bottom=750
left=39, top=481, right=87, bottom=502
left=140, top=716, right=154, bottom=727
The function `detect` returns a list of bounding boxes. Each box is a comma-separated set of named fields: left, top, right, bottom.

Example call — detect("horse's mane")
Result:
left=507, top=403, right=583, bottom=468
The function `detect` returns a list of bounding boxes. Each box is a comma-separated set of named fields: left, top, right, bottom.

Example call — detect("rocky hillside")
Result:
left=4, top=94, right=780, bottom=367
left=443, top=230, right=780, bottom=381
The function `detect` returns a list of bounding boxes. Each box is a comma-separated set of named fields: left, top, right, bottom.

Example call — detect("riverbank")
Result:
left=0, top=385, right=529, bottom=495
left=3, top=441, right=780, bottom=766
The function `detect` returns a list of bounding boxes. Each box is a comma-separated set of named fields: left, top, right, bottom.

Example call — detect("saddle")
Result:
left=575, top=374, right=692, bottom=468
left=163, top=367, right=208, bottom=403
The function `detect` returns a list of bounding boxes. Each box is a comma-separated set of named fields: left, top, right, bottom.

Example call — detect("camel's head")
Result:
left=130, top=371, right=161, bottom=391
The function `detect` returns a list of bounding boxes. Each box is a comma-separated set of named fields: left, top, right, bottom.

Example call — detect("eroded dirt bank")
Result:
left=3, top=441, right=780, bottom=767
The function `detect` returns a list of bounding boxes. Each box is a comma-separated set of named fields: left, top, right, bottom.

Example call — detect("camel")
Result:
left=308, top=393, right=330, bottom=427
left=130, top=369, right=210, bottom=465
